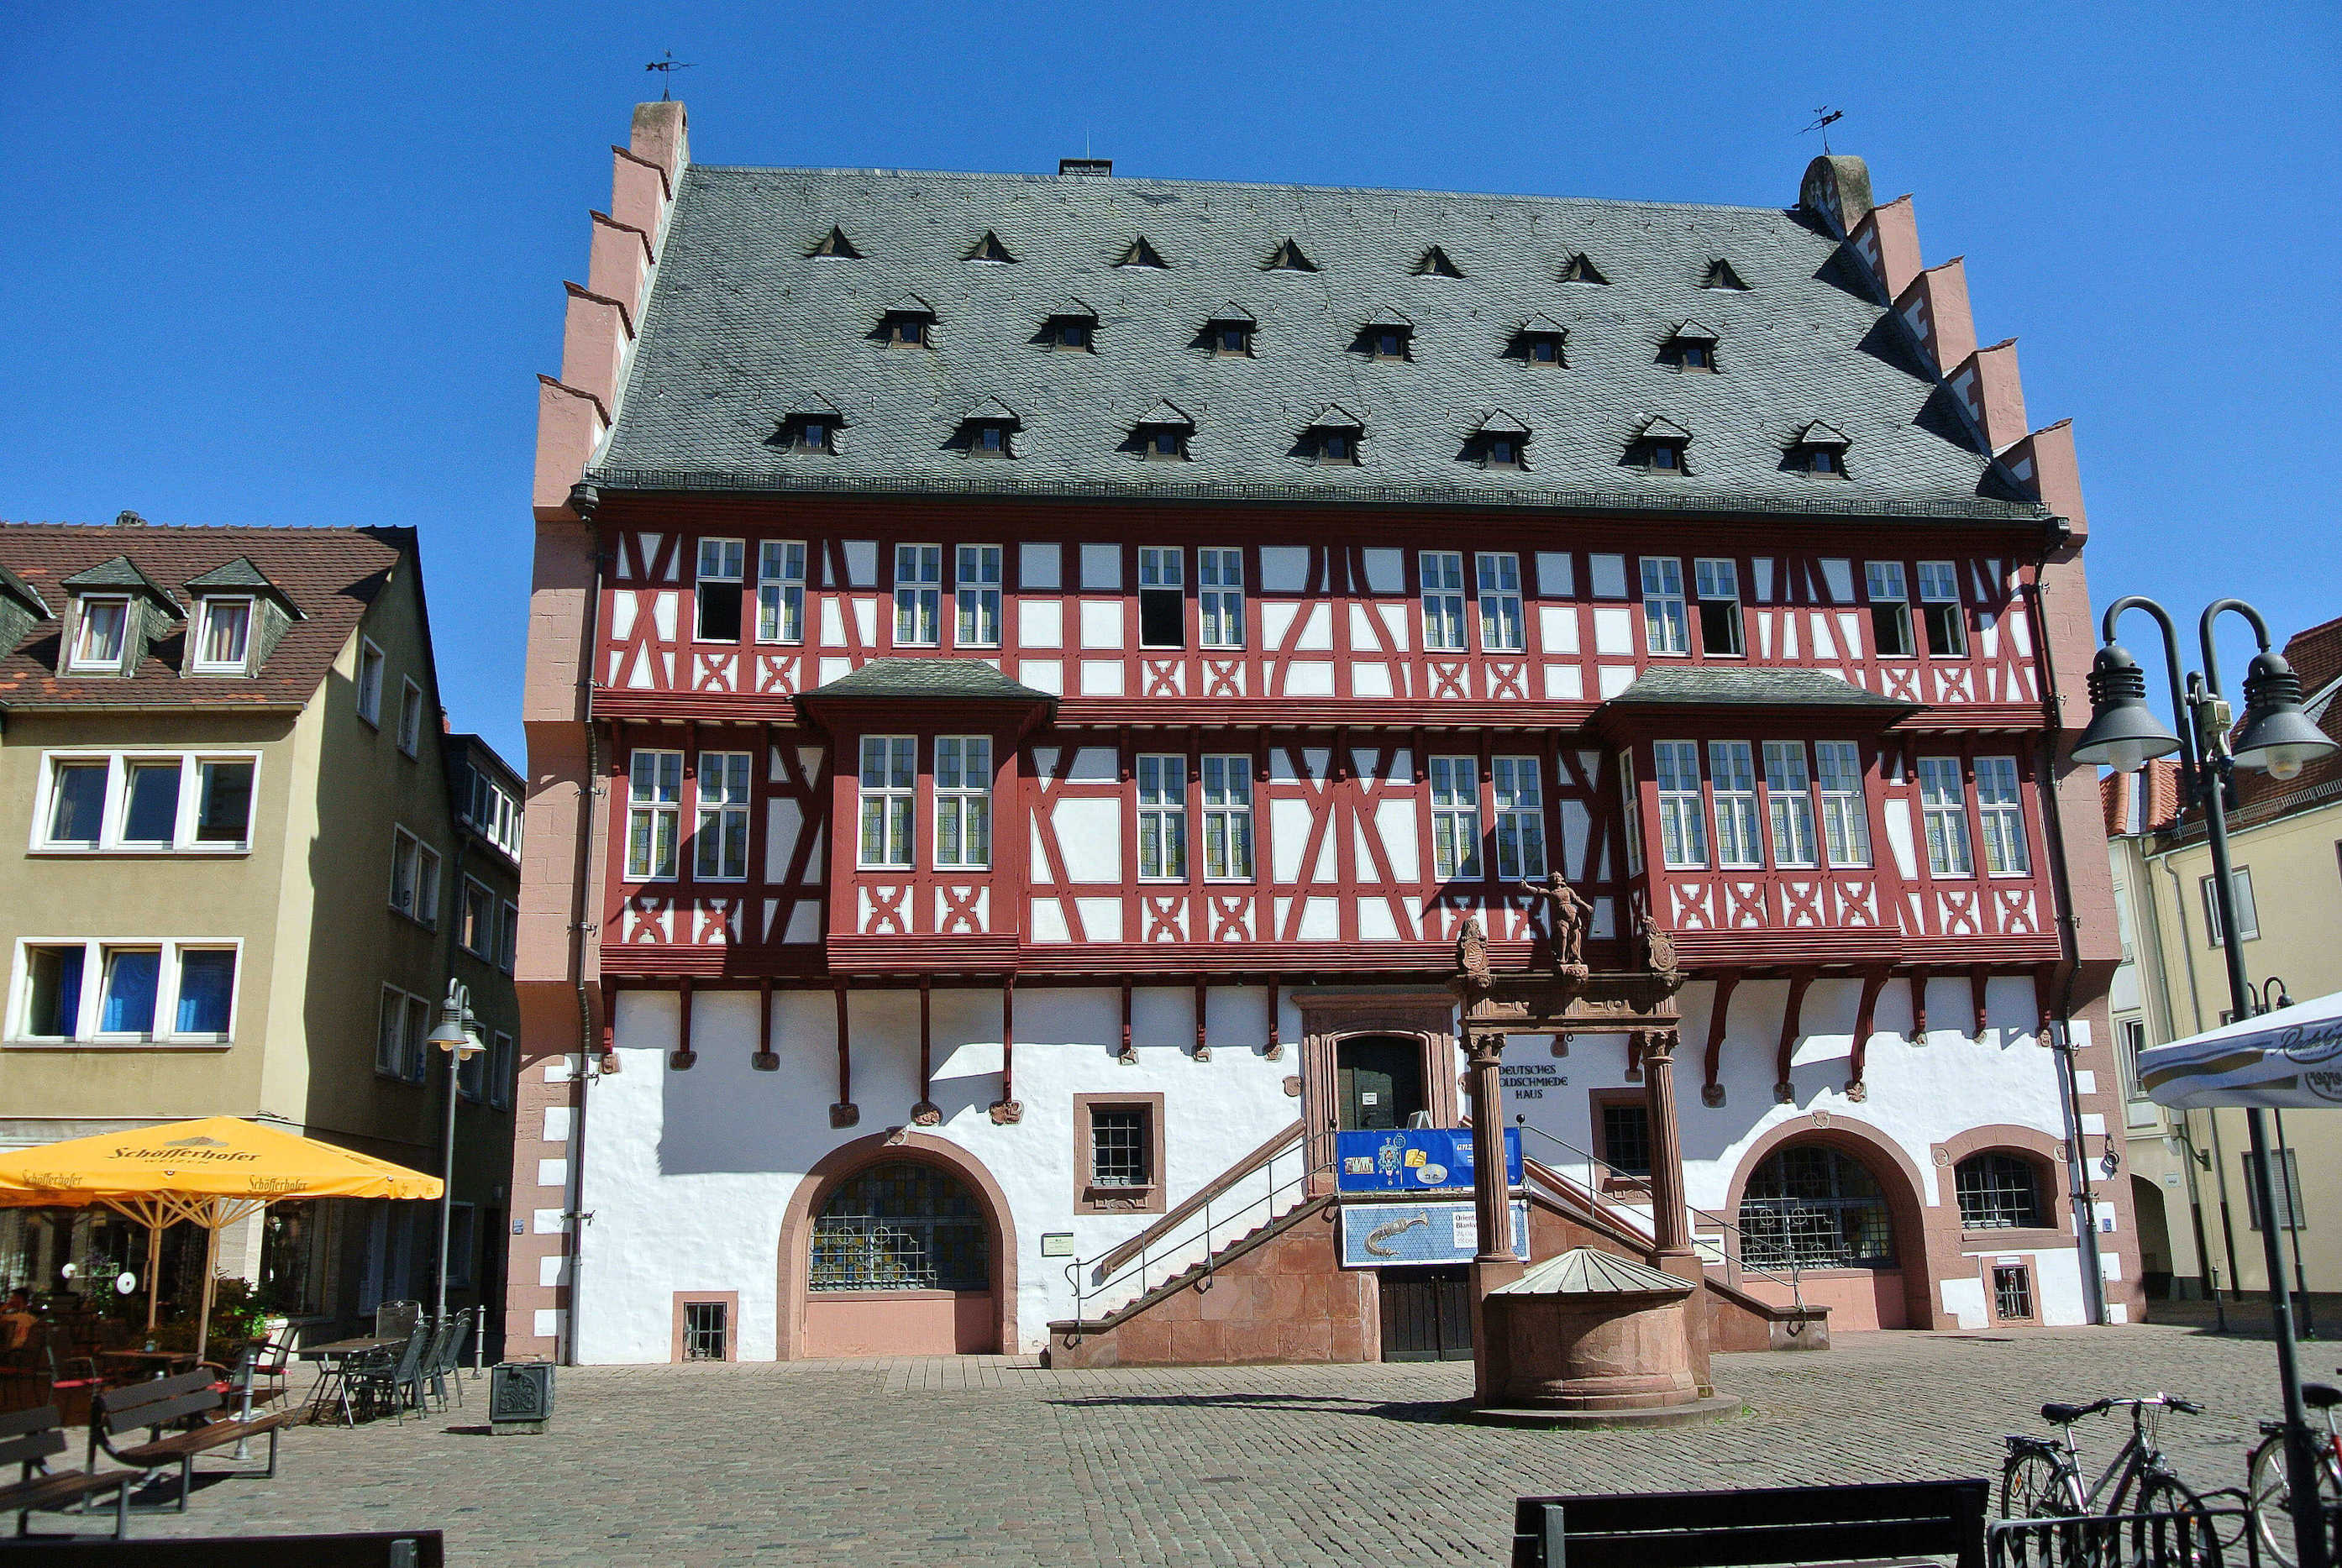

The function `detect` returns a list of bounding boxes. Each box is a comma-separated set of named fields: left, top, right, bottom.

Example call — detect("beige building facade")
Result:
left=2105, top=612, right=2342, bottom=1304
left=0, top=521, right=521, bottom=1348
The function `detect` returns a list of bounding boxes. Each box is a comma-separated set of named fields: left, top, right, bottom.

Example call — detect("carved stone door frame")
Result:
left=1292, top=989, right=1460, bottom=1193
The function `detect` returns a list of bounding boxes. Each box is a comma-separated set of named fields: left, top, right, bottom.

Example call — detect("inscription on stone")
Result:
left=1499, top=1063, right=1569, bottom=1099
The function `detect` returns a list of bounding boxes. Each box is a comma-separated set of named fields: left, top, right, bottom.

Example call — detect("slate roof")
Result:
left=593, top=164, right=2042, bottom=522
left=801, top=657, right=1054, bottom=704
left=0, top=524, right=406, bottom=710
left=1604, top=667, right=1919, bottom=712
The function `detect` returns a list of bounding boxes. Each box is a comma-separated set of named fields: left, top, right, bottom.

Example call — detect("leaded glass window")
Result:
left=1737, top=1146, right=1897, bottom=1271
left=809, top=1162, right=990, bottom=1293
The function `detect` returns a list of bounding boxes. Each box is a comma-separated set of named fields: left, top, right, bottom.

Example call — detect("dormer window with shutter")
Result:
left=878, top=294, right=935, bottom=348
left=1662, top=322, right=1721, bottom=373
left=1628, top=417, right=1692, bottom=475
left=59, top=555, right=180, bottom=678
left=1510, top=313, right=1568, bottom=366
left=1131, top=401, right=1194, bottom=461
left=958, top=398, right=1021, bottom=459
left=1042, top=298, right=1099, bottom=352
left=1788, top=420, right=1851, bottom=478
left=182, top=557, right=302, bottom=676
left=1300, top=406, right=1363, bottom=465
left=1358, top=307, right=1414, bottom=362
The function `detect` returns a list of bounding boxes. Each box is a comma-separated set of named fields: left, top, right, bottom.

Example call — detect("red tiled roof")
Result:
left=2229, top=613, right=2342, bottom=820
left=2098, top=757, right=2184, bottom=836
left=0, top=523, right=408, bottom=710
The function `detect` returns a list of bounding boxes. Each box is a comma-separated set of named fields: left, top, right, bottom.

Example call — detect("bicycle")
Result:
left=2245, top=1377, right=2342, bottom=1568
left=2002, top=1395, right=2224, bottom=1565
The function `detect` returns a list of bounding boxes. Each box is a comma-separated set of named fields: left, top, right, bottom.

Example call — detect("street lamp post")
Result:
left=2074, top=595, right=2337, bottom=1568
left=2253, top=977, right=2318, bottom=1341
left=425, top=980, right=485, bottom=1335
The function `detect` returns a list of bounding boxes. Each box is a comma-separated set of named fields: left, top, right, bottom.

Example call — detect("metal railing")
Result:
left=1510, top=1118, right=1811, bottom=1315
left=1063, top=1130, right=1325, bottom=1340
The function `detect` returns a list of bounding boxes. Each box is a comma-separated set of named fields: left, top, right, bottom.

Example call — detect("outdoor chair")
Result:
left=17, top=1323, right=110, bottom=1428
left=413, top=1317, right=459, bottom=1414
left=348, top=1324, right=428, bottom=1422
left=373, top=1301, right=419, bottom=1342
left=244, top=1320, right=297, bottom=1408
left=423, top=1310, right=470, bottom=1412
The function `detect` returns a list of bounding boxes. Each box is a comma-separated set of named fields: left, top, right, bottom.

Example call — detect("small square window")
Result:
left=967, top=423, right=1013, bottom=458
left=1311, top=429, right=1358, bottom=464
left=194, top=599, right=252, bottom=673
left=1805, top=446, right=1846, bottom=476
left=682, top=1300, right=729, bottom=1361
left=46, top=759, right=108, bottom=847
left=1481, top=437, right=1523, bottom=469
left=1076, top=1094, right=1165, bottom=1213
left=1216, top=323, right=1252, bottom=356
left=1370, top=329, right=1409, bottom=361
left=886, top=315, right=928, bottom=347
left=1053, top=318, right=1093, bottom=350
left=1143, top=427, right=1187, bottom=461
left=71, top=598, right=129, bottom=672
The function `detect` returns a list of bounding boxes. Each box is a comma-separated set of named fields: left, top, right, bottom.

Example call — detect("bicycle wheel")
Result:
left=2003, top=1448, right=2075, bottom=1518
left=2134, top=1474, right=2223, bottom=1568
left=2249, top=1436, right=2342, bottom=1568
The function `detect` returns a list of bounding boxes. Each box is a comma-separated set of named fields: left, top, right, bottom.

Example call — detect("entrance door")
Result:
left=1379, top=1266, right=1473, bottom=1361
left=1336, top=1036, right=1425, bottom=1130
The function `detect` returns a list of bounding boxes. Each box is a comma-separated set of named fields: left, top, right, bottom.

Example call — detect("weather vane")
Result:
left=1803, top=106, right=1845, bottom=154
left=646, top=50, right=696, bottom=100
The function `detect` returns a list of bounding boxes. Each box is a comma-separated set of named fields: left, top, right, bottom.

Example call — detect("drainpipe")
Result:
left=561, top=503, right=608, bottom=1368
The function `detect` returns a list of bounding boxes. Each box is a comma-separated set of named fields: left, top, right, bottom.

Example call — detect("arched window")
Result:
left=809, top=1162, right=990, bottom=1293
left=1955, top=1153, right=2044, bottom=1230
left=1738, top=1146, right=1897, bottom=1270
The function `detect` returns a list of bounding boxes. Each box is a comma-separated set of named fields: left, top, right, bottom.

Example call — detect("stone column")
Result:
left=1637, top=1028, right=1693, bottom=1265
left=1464, top=1026, right=1523, bottom=1406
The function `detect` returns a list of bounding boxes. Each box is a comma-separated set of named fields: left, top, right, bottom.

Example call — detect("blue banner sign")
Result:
left=1333, top=1127, right=1523, bottom=1194
left=1339, top=1199, right=1532, bottom=1268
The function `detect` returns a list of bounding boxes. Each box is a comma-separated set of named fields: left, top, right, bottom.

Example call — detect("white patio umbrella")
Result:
left=2138, top=989, right=2342, bottom=1110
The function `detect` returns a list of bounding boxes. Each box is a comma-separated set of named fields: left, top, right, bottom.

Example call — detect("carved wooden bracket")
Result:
left=1907, top=968, right=1930, bottom=1044
left=1702, top=972, right=1741, bottom=1106
left=1773, top=971, right=1815, bottom=1104
left=1845, top=969, right=1889, bottom=1100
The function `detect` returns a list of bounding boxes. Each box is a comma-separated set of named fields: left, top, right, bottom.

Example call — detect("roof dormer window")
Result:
left=964, top=230, right=1018, bottom=265
left=1469, top=412, right=1531, bottom=470
left=1789, top=421, right=1851, bottom=478
left=71, top=597, right=129, bottom=672
left=1662, top=323, right=1721, bottom=373
left=1132, top=401, right=1194, bottom=461
left=1115, top=236, right=1167, bottom=269
left=1510, top=314, right=1568, bottom=365
left=878, top=294, right=936, bottom=349
left=1628, top=418, right=1692, bottom=475
left=1264, top=239, right=1317, bottom=273
left=958, top=398, right=1021, bottom=459
left=1413, top=245, right=1463, bottom=278
left=777, top=401, right=843, bottom=454
left=1699, top=258, right=1749, bottom=291
left=806, top=226, right=862, bottom=259
left=1203, top=304, right=1256, bottom=357
left=1561, top=253, right=1609, bottom=285
left=1358, top=309, right=1414, bottom=361
left=1042, top=299, right=1098, bottom=351
left=1301, top=407, right=1363, bottom=465
left=192, top=597, right=253, bottom=674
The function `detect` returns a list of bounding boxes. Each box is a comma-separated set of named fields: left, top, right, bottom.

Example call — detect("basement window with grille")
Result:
left=1077, top=1094, right=1164, bottom=1213
left=681, top=1300, right=729, bottom=1361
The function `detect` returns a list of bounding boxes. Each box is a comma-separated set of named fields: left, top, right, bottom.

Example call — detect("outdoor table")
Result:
left=96, top=1348, right=200, bottom=1378
left=297, top=1336, right=398, bottom=1426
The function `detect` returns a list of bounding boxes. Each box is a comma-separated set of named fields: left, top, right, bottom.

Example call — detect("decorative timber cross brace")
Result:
left=1448, top=891, right=1692, bottom=1283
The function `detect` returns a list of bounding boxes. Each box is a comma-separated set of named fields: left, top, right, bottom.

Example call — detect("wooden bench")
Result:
left=0, top=1406, right=136, bottom=1541
left=0, top=1528, right=443, bottom=1565
left=88, top=1368, right=297, bottom=1513
left=1512, top=1479, right=1991, bottom=1568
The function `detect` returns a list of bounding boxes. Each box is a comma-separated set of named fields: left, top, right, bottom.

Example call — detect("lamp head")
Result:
left=427, top=991, right=483, bottom=1057
left=2232, top=648, right=2335, bottom=781
left=2072, top=642, right=2181, bottom=773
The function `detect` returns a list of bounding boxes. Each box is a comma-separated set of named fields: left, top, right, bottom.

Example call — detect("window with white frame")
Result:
left=2200, top=868, right=2259, bottom=946
left=695, top=538, right=745, bottom=641
left=192, top=598, right=253, bottom=674
left=2118, top=1016, right=2148, bottom=1100
left=1429, top=755, right=1482, bottom=880
left=389, top=828, right=441, bottom=926
left=934, top=737, right=992, bottom=868
left=397, top=679, right=423, bottom=758
left=70, top=597, right=130, bottom=672
left=858, top=737, right=916, bottom=868
left=1477, top=553, right=1525, bottom=652
left=15, top=940, right=239, bottom=1044
left=1641, top=558, right=1689, bottom=655
left=1137, top=753, right=1188, bottom=878
left=1917, top=561, right=1967, bottom=656
left=695, top=751, right=753, bottom=881
left=1420, top=552, right=1467, bottom=653
left=1620, top=753, right=1644, bottom=876
left=356, top=639, right=385, bottom=725
left=1138, top=548, right=1184, bottom=648
left=465, top=768, right=521, bottom=859
left=1654, top=741, right=1709, bottom=868
left=1709, top=742, right=1762, bottom=868
left=1199, top=548, right=1244, bottom=648
left=1975, top=756, right=2030, bottom=875
left=893, top=545, right=943, bottom=646
left=374, top=985, right=429, bottom=1083
left=1917, top=757, right=1973, bottom=876
left=625, top=750, right=682, bottom=881
left=1867, top=562, right=1914, bottom=657
left=757, top=540, right=806, bottom=644
left=498, top=901, right=517, bottom=974
left=1814, top=741, right=1872, bottom=867
left=460, top=878, right=496, bottom=957
left=1491, top=756, right=1546, bottom=879
left=490, top=1029, right=514, bottom=1108
left=1762, top=742, right=1817, bottom=868
left=1694, top=558, right=1742, bottom=656
left=32, top=752, right=258, bottom=853
left=1200, top=754, right=1253, bottom=879
left=956, top=545, right=1003, bottom=648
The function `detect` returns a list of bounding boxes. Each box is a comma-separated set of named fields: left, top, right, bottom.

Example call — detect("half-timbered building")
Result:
left=504, top=101, right=2135, bottom=1366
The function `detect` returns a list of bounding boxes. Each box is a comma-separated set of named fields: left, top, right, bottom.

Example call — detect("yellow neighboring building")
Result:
left=0, top=519, right=522, bottom=1350
left=2105, top=613, right=2342, bottom=1304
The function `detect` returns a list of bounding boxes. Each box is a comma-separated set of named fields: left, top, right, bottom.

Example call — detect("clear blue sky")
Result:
left=6, top=2, right=2336, bottom=762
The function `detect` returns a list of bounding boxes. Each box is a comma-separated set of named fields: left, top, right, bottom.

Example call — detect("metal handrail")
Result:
left=1510, top=1118, right=1809, bottom=1314
left=1063, top=1134, right=1330, bottom=1341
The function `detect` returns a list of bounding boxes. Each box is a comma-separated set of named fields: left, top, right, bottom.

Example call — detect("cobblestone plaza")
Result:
left=114, top=1323, right=2324, bottom=1565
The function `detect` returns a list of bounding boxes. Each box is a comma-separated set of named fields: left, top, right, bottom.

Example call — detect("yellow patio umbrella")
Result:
left=0, top=1117, right=442, bottom=1357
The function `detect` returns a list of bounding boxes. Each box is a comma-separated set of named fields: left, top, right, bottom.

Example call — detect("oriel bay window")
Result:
left=1762, top=742, right=1817, bottom=868
left=1491, top=756, right=1546, bottom=879
left=1975, top=756, right=2030, bottom=876
left=894, top=546, right=943, bottom=646
left=626, top=750, right=683, bottom=881
left=695, top=538, right=744, bottom=641
left=1653, top=741, right=1708, bottom=868
left=1137, top=753, right=1187, bottom=879
left=934, top=737, right=992, bottom=869
left=694, top=752, right=753, bottom=881
left=757, top=540, right=806, bottom=643
left=1814, top=742, right=1872, bottom=867
left=1429, top=755, right=1481, bottom=880
left=1709, top=742, right=1762, bottom=869
left=1200, top=753, right=1253, bottom=880
left=859, top=737, right=916, bottom=869
left=1420, top=552, right=1467, bottom=653
left=1917, top=757, right=1974, bottom=877
left=955, top=545, right=1003, bottom=648
left=1476, top=553, right=1525, bottom=652
left=1199, top=548, right=1244, bottom=648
